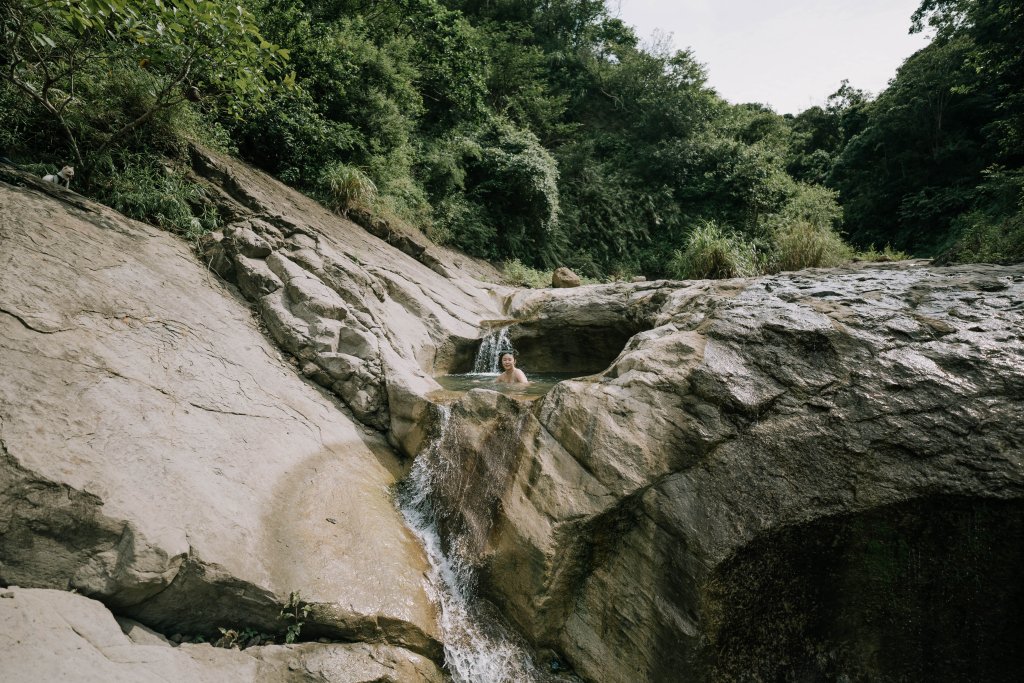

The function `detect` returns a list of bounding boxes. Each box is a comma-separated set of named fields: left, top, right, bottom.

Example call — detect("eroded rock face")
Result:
left=426, top=263, right=1024, bottom=682
left=188, top=147, right=504, bottom=453
left=0, top=179, right=440, bottom=658
left=0, top=587, right=444, bottom=682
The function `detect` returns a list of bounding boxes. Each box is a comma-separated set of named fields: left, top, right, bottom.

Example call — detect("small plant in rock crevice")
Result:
left=280, top=590, right=312, bottom=644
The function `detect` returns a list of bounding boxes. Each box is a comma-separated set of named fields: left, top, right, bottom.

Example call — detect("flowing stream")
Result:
left=396, top=329, right=545, bottom=682
left=397, top=404, right=542, bottom=682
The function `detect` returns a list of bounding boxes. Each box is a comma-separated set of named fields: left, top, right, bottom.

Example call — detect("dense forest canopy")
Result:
left=2, top=0, right=1021, bottom=278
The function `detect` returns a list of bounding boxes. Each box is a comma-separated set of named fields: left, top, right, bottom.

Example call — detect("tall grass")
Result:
left=771, top=221, right=853, bottom=272
left=668, top=222, right=757, bottom=279
left=318, top=162, right=378, bottom=214
left=502, top=259, right=551, bottom=288
left=855, top=244, right=911, bottom=262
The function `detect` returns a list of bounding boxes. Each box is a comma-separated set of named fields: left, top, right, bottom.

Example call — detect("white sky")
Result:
left=613, top=0, right=933, bottom=114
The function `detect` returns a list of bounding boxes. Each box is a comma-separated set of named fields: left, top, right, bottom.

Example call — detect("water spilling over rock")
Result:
left=473, top=327, right=514, bottom=374
left=397, top=402, right=544, bottom=682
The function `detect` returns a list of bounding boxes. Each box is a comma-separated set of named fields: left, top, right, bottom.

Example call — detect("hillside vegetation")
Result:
left=2, top=0, right=1020, bottom=279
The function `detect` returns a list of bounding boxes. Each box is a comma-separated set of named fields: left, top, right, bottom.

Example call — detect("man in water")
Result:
left=496, top=351, right=528, bottom=384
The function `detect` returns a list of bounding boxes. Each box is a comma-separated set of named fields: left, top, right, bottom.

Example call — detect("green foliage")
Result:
left=946, top=167, right=1024, bottom=262
left=668, top=222, right=757, bottom=280
left=318, top=162, right=377, bottom=214
left=479, top=23, right=570, bottom=141
left=214, top=626, right=275, bottom=650
left=912, top=0, right=1024, bottom=155
left=93, top=155, right=219, bottom=239
left=555, top=147, right=648, bottom=278
left=762, top=185, right=854, bottom=272
left=502, top=258, right=551, bottom=288
left=467, top=119, right=561, bottom=265
left=232, top=4, right=446, bottom=221
left=0, top=0, right=287, bottom=171
left=280, top=590, right=311, bottom=644
left=763, top=182, right=844, bottom=233
left=828, top=36, right=987, bottom=255
left=425, top=118, right=561, bottom=265
left=856, top=244, right=911, bottom=262
left=228, top=87, right=357, bottom=187
left=791, top=1, right=1024, bottom=263
left=786, top=81, right=871, bottom=185
left=12, top=0, right=1016, bottom=275
left=770, top=221, right=853, bottom=273
left=951, top=212, right=1024, bottom=263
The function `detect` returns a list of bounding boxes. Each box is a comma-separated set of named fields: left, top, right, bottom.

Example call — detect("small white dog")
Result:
left=43, top=165, right=74, bottom=188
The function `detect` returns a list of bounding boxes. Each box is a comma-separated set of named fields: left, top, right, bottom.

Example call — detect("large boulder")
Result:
left=422, top=263, right=1024, bottom=681
left=0, top=179, right=440, bottom=658
left=6, top=154, right=1024, bottom=683
left=551, top=267, right=581, bottom=288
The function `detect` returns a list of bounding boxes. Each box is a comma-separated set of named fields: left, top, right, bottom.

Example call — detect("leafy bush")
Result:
left=318, top=162, right=378, bottom=214
left=502, top=259, right=551, bottom=288
left=94, top=156, right=219, bottom=238
left=949, top=211, right=1024, bottom=264
left=944, top=168, right=1024, bottom=264
left=420, top=119, right=562, bottom=266
left=555, top=145, right=650, bottom=278
left=855, top=244, right=911, bottom=262
left=468, top=119, right=562, bottom=265
left=1, top=0, right=285, bottom=172
left=226, top=87, right=356, bottom=187
left=771, top=221, right=852, bottom=272
left=764, top=182, right=844, bottom=232
left=668, top=222, right=757, bottom=279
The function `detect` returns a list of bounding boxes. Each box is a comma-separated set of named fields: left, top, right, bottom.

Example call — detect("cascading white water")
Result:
left=397, top=405, right=542, bottom=683
left=472, top=327, right=513, bottom=374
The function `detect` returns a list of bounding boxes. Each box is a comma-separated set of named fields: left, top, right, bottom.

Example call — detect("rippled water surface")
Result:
left=432, top=373, right=580, bottom=401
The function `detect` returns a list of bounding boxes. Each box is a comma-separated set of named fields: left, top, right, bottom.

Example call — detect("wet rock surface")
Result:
left=189, top=146, right=502, bottom=448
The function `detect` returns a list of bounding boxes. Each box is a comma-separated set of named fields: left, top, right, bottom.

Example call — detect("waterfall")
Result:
left=397, top=405, right=542, bottom=683
left=473, top=327, right=513, bottom=374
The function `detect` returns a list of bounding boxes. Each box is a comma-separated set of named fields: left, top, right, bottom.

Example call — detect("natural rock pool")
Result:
left=431, top=372, right=582, bottom=401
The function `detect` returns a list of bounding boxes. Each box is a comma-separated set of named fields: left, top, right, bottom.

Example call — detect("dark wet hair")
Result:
left=499, top=350, right=517, bottom=361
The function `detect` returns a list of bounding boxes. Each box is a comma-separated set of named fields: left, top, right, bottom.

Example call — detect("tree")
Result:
left=830, top=36, right=987, bottom=252
left=912, top=0, right=1024, bottom=162
left=786, top=80, right=871, bottom=185
left=0, top=0, right=287, bottom=171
